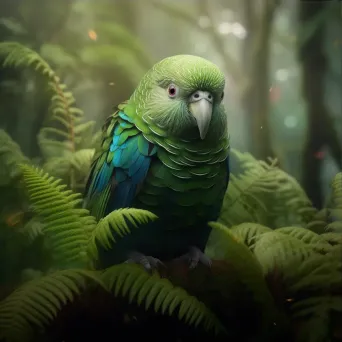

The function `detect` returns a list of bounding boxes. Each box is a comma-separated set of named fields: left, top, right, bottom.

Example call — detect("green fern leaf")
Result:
left=325, top=220, right=342, bottom=233
left=329, top=172, right=342, bottom=218
left=253, top=231, right=342, bottom=303
left=69, top=149, right=95, bottom=174
left=42, top=149, right=94, bottom=184
left=219, top=150, right=280, bottom=227
left=276, top=226, right=326, bottom=245
left=88, top=208, right=158, bottom=261
left=0, top=129, right=30, bottom=185
left=0, top=42, right=88, bottom=187
left=253, top=231, right=314, bottom=275
left=276, top=226, right=333, bottom=254
left=320, top=232, right=342, bottom=245
left=288, top=254, right=342, bottom=295
left=101, top=263, right=226, bottom=335
left=21, top=217, right=44, bottom=243
left=0, top=269, right=103, bottom=342
left=229, top=222, right=272, bottom=248
left=19, top=164, right=96, bottom=268
left=290, top=296, right=342, bottom=342
left=207, top=222, right=278, bottom=331
left=219, top=149, right=315, bottom=229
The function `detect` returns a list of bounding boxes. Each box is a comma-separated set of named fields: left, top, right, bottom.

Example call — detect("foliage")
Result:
left=0, top=130, right=30, bottom=186
left=0, top=42, right=97, bottom=191
left=19, top=164, right=94, bottom=269
left=0, top=159, right=340, bottom=341
left=88, top=208, right=158, bottom=262
left=0, top=0, right=151, bottom=82
left=0, top=166, right=227, bottom=342
left=0, top=39, right=341, bottom=342
left=219, top=149, right=317, bottom=228
left=0, top=269, right=103, bottom=342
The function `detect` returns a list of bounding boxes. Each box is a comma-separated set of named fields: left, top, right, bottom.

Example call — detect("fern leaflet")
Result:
left=101, top=263, right=226, bottom=335
left=19, top=164, right=96, bottom=268
left=0, top=269, right=103, bottom=342
left=88, top=208, right=158, bottom=261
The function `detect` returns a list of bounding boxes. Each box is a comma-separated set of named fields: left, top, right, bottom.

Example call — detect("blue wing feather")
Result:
left=84, top=111, right=157, bottom=218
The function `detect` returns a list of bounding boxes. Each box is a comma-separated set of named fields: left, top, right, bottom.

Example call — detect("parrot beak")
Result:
left=189, top=90, right=213, bottom=140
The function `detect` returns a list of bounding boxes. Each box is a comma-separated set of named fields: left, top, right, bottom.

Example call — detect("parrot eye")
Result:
left=167, top=84, right=178, bottom=98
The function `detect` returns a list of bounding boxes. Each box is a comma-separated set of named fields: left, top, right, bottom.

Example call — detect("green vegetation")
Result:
left=0, top=34, right=341, bottom=342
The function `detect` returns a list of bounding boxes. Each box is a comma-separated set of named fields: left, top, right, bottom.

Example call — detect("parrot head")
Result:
left=132, top=55, right=227, bottom=141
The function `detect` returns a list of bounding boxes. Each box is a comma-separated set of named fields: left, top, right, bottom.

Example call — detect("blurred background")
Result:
left=0, top=0, right=341, bottom=209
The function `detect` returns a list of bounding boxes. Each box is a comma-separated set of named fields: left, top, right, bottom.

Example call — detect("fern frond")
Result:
left=0, top=42, right=53, bottom=76
left=253, top=230, right=342, bottom=306
left=290, top=296, right=342, bottom=342
left=21, top=217, right=44, bottom=243
left=219, top=150, right=281, bottom=227
left=69, top=148, right=95, bottom=174
left=274, top=169, right=317, bottom=227
left=289, top=254, right=341, bottom=295
left=275, top=226, right=325, bottom=244
left=229, top=222, right=272, bottom=248
left=325, top=221, right=342, bottom=233
left=42, top=148, right=95, bottom=184
left=275, top=226, right=333, bottom=254
left=0, top=42, right=81, bottom=127
left=19, top=164, right=96, bottom=268
left=101, top=264, right=226, bottom=335
left=207, top=222, right=278, bottom=330
left=0, top=269, right=102, bottom=342
left=253, top=231, right=314, bottom=275
left=307, top=173, right=342, bottom=234
left=328, top=172, right=342, bottom=218
left=88, top=208, right=158, bottom=261
left=306, top=209, right=330, bottom=234
left=320, top=232, right=342, bottom=245
left=0, top=129, right=30, bottom=185
left=0, top=42, right=86, bottom=183
left=220, top=150, right=316, bottom=229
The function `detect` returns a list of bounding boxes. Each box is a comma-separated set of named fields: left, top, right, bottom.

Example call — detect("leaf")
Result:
left=0, top=269, right=103, bottom=342
left=88, top=208, right=158, bottom=261
left=78, top=44, right=146, bottom=82
left=40, top=44, right=77, bottom=69
left=101, top=264, right=226, bottom=335
left=19, top=164, right=96, bottom=268
left=0, top=18, right=27, bottom=35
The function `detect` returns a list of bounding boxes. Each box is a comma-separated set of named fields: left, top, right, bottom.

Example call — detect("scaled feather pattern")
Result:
left=84, top=55, right=230, bottom=265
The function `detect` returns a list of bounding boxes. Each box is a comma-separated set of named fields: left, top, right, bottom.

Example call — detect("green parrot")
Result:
left=84, top=55, right=230, bottom=270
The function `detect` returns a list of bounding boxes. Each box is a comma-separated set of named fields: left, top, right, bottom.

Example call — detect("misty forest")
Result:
left=0, top=0, right=341, bottom=341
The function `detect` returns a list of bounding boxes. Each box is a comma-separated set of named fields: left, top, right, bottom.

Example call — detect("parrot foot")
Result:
left=178, top=246, right=212, bottom=269
left=124, top=251, right=165, bottom=273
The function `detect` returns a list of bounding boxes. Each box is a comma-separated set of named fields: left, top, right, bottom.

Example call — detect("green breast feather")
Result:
left=124, top=101, right=230, bottom=226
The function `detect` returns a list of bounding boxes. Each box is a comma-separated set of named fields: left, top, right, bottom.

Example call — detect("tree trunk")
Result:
left=298, top=1, right=342, bottom=209
left=241, top=0, right=279, bottom=160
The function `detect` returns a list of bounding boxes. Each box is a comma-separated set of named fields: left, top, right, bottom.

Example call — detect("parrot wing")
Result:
left=83, top=105, right=158, bottom=220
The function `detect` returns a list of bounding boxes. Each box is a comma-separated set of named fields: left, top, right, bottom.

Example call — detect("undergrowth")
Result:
left=0, top=41, right=341, bottom=342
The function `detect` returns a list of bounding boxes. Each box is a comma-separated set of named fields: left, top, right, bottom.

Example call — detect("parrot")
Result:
left=83, top=55, right=230, bottom=271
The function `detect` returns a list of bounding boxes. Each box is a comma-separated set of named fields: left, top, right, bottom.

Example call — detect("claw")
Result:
left=179, top=246, right=212, bottom=269
left=124, top=251, right=165, bottom=273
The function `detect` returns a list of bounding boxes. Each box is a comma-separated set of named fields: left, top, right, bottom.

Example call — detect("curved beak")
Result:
left=189, top=90, right=213, bottom=140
